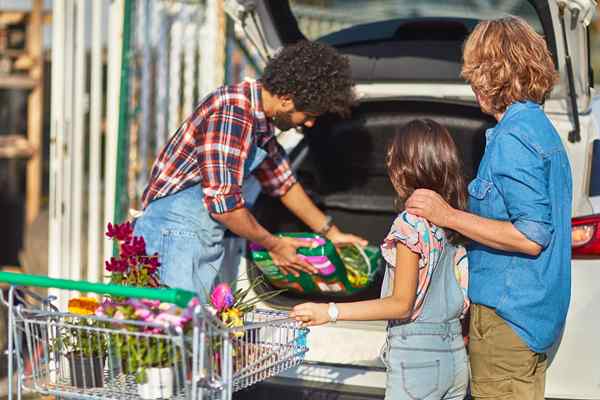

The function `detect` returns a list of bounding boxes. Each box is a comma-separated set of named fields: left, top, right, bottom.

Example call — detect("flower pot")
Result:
left=137, top=367, right=174, bottom=399
left=67, top=353, right=104, bottom=388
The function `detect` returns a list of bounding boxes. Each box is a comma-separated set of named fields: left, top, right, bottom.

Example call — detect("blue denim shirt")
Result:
left=467, top=101, right=573, bottom=353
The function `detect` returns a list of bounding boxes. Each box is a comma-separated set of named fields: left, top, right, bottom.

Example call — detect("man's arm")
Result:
left=280, top=182, right=368, bottom=246
left=211, top=207, right=317, bottom=276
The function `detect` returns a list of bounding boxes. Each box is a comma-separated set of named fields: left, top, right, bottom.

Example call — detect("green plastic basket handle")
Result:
left=0, top=271, right=196, bottom=308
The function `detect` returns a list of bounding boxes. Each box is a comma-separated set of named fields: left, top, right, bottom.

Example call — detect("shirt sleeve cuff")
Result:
left=513, top=219, right=554, bottom=249
left=268, top=174, right=297, bottom=197
left=203, top=191, right=245, bottom=214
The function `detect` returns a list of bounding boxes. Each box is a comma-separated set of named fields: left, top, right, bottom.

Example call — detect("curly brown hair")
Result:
left=387, top=119, right=468, bottom=245
left=461, top=16, right=558, bottom=115
left=260, top=41, right=355, bottom=117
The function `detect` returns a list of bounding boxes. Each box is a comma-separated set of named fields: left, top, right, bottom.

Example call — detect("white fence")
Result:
left=48, top=0, right=225, bottom=306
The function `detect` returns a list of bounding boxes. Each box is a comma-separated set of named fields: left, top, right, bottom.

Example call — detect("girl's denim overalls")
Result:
left=381, top=243, right=468, bottom=400
left=133, top=142, right=268, bottom=301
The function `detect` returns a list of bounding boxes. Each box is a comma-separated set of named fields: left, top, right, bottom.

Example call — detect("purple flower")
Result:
left=105, top=222, right=133, bottom=241
left=105, top=257, right=128, bottom=273
left=120, top=236, right=146, bottom=258
left=146, top=254, right=161, bottom=272
left=132, top=236, right=146, bottom=255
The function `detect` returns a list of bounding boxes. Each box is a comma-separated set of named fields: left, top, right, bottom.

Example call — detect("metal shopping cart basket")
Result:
left=0, top=272, right=309, bottom=400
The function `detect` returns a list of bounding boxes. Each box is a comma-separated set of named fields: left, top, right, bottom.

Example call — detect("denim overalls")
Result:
left=133, top=142, right=268, bottom=301
left=381, top=242, right=468, bottom=400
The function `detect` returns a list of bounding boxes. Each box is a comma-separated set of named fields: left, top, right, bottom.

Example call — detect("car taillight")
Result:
left=571, top=214, right=600, bottom=258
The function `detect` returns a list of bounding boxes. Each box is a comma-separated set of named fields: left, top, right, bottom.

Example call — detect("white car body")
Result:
left=223, top=1, right=600, bottom=398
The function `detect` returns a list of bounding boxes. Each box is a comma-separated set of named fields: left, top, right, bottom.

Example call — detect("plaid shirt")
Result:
left=141, top=80, right=297, bottom=214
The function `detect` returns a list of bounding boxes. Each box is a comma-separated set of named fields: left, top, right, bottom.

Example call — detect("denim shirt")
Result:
left=467, top=101, right=573, bottom=353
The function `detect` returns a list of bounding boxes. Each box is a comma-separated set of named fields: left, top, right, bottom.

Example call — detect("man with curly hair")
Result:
left=134, top=41, right=366, bottom=299
left=406, top=17, right=572, bottom=400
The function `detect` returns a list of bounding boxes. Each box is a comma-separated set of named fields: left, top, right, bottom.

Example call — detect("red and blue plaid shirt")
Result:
left=141, top=80, right=296, bottom=214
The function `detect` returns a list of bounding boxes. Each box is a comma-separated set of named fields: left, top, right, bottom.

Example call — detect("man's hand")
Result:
left=290, top=302, right=330, bottom=327
left=326, top=226, right=368, bottom=247
left=405, top=189, right=456, bottom=228
left=268, top=237, right=319, bottom=277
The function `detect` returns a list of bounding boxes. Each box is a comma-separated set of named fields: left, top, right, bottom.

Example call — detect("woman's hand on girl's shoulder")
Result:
left=290, top=302, right=330, bottom=327
left=405, top=189, right=455, bottom=228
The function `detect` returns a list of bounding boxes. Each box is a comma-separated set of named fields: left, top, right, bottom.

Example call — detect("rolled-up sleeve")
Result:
left=253, top=136, right=297, bottom=196
left=197, top=106, right=253, bottom=214
left=491, top=132, right=554, bottom=248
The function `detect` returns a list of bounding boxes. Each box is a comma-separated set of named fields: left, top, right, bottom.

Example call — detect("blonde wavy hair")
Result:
left=461, top=16, right=558, bottom=115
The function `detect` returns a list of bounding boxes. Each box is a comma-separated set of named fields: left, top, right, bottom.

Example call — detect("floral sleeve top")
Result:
left=380, top=211, right=469, bottom=320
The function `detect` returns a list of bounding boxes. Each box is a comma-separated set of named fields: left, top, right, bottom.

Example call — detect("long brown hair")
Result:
left=386, top=119, right=468, bottom=245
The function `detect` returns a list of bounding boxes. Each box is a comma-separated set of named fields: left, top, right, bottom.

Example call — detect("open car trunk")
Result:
left=249, top=99, right=495, bottom=308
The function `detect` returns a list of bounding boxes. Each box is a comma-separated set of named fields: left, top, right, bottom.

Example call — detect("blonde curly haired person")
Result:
left=406, top=16, right=572, bottom=400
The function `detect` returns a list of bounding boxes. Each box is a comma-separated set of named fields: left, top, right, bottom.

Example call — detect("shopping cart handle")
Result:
left=0, top=271, right=196, bottom=308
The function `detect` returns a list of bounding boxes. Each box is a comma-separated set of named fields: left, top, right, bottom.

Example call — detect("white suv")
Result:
left=225, top=1, right=600, bottom=398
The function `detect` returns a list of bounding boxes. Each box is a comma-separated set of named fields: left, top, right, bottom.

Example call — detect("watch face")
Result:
left=328, top=303, right=338, bottom=322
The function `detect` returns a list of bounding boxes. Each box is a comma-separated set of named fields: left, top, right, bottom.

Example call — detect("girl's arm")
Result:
left=290, top=242, right=419, bottom=326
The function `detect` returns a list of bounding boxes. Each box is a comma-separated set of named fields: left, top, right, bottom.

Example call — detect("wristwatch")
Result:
left=317, top=215, right=334, bottom=236
left=328, top=302, right=339, bottom=323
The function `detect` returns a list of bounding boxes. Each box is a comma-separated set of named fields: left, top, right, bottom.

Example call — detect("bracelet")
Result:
left=317, top=215, right=334, bottom=236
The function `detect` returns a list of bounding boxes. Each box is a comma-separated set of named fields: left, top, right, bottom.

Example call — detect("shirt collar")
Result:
left=247, top=79, right=271, bottom=135
left=485, top=100, right=540, bottom=143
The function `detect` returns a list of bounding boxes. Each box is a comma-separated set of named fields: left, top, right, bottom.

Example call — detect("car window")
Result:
left=290, top=0, right=543, bottom=44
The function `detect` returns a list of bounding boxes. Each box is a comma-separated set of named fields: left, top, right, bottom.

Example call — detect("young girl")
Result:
left=291, top=119, right=470, bottom=400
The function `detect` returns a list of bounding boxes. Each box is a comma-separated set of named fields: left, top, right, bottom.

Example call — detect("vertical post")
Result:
left=60, top=0, right=75, bottom=298
left=49, top=0, right=65, bottom=297
left=71, top=0, right=87, bottom=283
left=25, top=0, right=44, bottom=225
left=215, top=0, right=227, bottom=88
left=104, top=0, right=125, bottom=263
left=168, top=10, right=183, bottom=134
left=182, top=6, right=198, bottom=119
left=88, top=0, right=104, bottom=283
left=198, top=0, right=218, bottom=98
left=155, top=3, right=170, bottom=153
left=137, top=0, right=151, bottom=196
left=114, top=0, right=134, bottom=225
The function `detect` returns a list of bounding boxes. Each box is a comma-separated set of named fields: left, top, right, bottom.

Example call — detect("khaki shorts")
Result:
left=468, top=304, right=547, bottom=400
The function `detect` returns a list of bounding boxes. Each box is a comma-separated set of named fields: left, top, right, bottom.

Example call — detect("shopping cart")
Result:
left=0, top=272, right=309, bottom=400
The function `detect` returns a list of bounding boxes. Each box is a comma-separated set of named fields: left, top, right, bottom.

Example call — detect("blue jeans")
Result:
left=133, top=185, right=226, bottom=302
left=382, top=320, right=468, bottom=400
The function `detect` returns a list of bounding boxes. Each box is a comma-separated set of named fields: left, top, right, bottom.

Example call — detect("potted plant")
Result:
left=102, top=222, right=163, bottom=378
left=52, top=297, right=107, bottom=388
left=96, top=297, right=196, bottom=399
left=104, top=221, right=161, bottom=288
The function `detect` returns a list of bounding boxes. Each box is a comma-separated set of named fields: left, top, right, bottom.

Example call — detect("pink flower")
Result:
left=140, top=299, right=161, bottom=308
left=154, top=312, right=185, bottom=327
left=134, top=308, right=152, bottom=320
left=113, top=311, right=126, bottom=320
left=210, top=283, right=234, bottom=312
